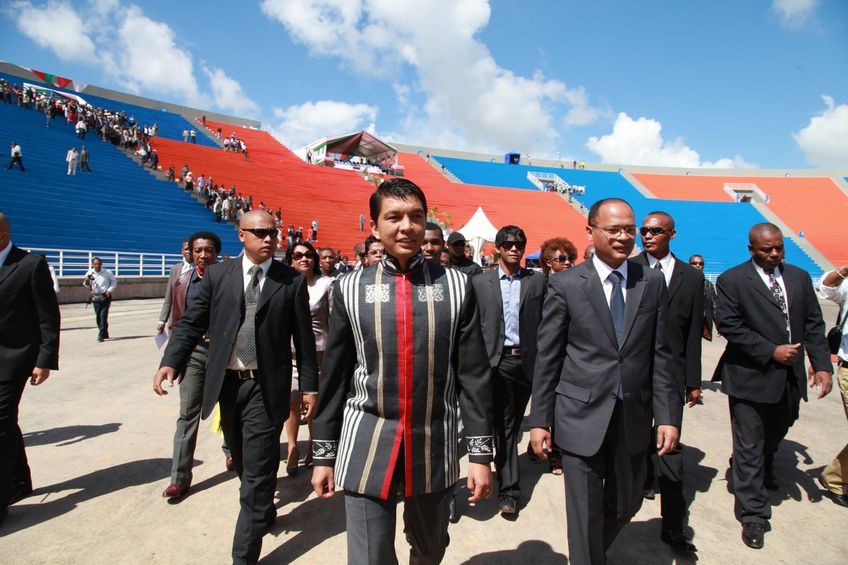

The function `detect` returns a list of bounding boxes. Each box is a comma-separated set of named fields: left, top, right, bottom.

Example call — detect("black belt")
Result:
left=503, top=347, right=521, bottom=358
left=226, top=369, right=255, bottom=380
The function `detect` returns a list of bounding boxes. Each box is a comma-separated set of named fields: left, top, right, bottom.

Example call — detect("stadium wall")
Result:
left=56, top=277, right=167, bottom=305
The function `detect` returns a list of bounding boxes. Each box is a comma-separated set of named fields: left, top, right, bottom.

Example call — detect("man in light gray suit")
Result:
left=529, top=198, right=682, bottom=565
left=156, top=239, right=192, bottom=334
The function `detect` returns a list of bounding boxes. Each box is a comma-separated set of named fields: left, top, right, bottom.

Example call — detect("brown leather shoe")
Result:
left=162, top=483, right=190, bottom=499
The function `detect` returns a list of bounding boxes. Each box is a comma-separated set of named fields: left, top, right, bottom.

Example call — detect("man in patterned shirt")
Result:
left=311, top=178, right=494, bottom=564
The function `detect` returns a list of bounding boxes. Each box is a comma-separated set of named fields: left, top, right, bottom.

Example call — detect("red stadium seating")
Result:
left=634, top=173, right=848, bottom=266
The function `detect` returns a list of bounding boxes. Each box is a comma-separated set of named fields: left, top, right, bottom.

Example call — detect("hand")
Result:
left=153, top=366, right=177, bottom=396
left=31, top=368, right=50, bottom=386
left=302, top=393, right=318, bottom=420
left=809, top=370, right=833, bottom=399
left=105, top=291, right=111, bottom=299
left=529, top=427, right=551, bottom=461
left=656, top=425, right=679, bottom=456
left=686, top=387, right=702, bottom=408
left=466, top=462, right=493, bottom=505
left=311, top=466, right=335, bottom=498
left=156, top=322, right=165, bottom=334
left=772, top=343, right=801, bottom=366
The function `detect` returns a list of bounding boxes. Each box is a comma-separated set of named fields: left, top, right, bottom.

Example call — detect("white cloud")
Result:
left=7, top=1, right=255, bottom=117
left=793, top=95, right=848, bottom=167
left=261, top=0, right=600, bottom=153
left=586, top=112, right=757, bottom=169
left=202, top=65, right=260, bottom=118
left=269, top=100, right=378, bottom=148
left=11, top=0, right=98, bottom=62
left=772, top=0, right=818, bottom=29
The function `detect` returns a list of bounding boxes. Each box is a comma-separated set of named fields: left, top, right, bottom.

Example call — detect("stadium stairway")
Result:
left=0, top=100, right=241, bottom=255
left=0, top=71, right=217, bottom=148
left=431, top=156, right=825, bottom=279
left=634, top=173, right=846, bottom=268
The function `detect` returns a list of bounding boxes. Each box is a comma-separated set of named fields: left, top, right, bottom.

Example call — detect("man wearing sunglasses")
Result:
left=447, top=231, right=483, bottom=277
left=633, top=212, right=705, bottom=555
left=153, top=211, right=318, bottom=564
left=529, top=198, right=679, bottom=565
left=689, top=255, right=718, bottom=341
left=473, top=225, right=545, bottom=517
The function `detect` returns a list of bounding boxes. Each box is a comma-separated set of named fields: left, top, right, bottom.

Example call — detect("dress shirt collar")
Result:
left=181, top=259, right=193, bottom=274
left=646, top=252, right=674, bottom=271
left=497, top=265, right=524, bottom=280
left=242, top=254, right=273, bottom=277
left=0, top=240, right=12, bottom=266
left=751, top=259, right=783, bottom=279
left=593, top=254, right=628, bottom=283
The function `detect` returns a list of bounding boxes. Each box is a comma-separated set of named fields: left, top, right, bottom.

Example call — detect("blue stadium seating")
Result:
left=433, top=156, right=823, bottom=279
left=0, top=99, right=240, bottom=262
left=0, top=72, right=217, bottom=147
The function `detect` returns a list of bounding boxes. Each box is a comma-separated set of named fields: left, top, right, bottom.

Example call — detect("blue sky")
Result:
left=1, top=0, right=846, bottom=168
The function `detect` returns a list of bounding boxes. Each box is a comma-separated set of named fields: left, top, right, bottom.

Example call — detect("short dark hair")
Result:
left=364, top=235, right=381, bottom=254
left=688, top=254, right=704, bottom=263
left=188, top=231, right=222, bottom=253
left=587, top=198, right=633, bottom=226
left=369, top=178, right=427, bottom=222
left=285, top=240, right=321, bottom=274
left=644, top=210, right=675, bottom=230
left=319, top=247, right=337, bottom=258
left=748, top=222, right=782, bottom=244
left=425, top=221, right=443, bottom=233
left=495, top=225, right=527, bottom=248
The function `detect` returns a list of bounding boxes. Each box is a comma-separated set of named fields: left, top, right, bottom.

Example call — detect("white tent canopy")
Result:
left=454, top=207, right=497, bottom=265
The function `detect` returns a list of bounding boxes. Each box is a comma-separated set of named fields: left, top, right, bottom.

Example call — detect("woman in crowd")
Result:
left=529, top=236, right=579, bottom=475
left=284, top=241, right=333, bottom=474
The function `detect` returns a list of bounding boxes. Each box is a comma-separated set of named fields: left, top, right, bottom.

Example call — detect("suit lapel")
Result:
left=488, top=269, right=504, bottom=318
left=231, top=257, right=247, bottom=315
left=667, top=259, right=684, bottom=300
left=257, top=261, right=284, bottom=313
left=0, top=246, right=25, bottom=289
left=619, top=260, right=646, bottom=349
left=519, top=268, right=531, bottom=308
left=745, top=261, right=782, bottom=311
left=581, top=263, right=619, bottom=350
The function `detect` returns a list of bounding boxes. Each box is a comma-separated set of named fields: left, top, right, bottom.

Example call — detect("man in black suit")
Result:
left=0, top=212, right=60, bottom=524
left=713, top=222, right=832, bottom=550
left=688, top=254, right=717, bottom=340
left=633, top=211, right=704, bottom=554
left=153, top=211, right=318, bottom=564
left=473, top=225, right=545, bottom=517
left=529, top=198, right=681, bottom=565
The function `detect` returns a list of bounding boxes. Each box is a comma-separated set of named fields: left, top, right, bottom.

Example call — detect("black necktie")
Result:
left=765, top=268, right=789, bottom=334
left=609, top=271, right=625, bottom=348
left=233, top=265, right=262, bottom=366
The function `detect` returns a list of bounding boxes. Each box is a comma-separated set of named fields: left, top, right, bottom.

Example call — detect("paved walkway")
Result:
left=1, top=298, right=846, bottom=564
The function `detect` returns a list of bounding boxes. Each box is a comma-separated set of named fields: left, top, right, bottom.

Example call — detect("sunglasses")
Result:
left=499, top=241, right=526, bottom=251
left=551, top=254, right=576, bottom=263
left=689, top=261, right=704, bottom=266
left=639, top=227, right=671, bottom=236
left=242, top=228, right=278, bottom=239
left=292, top=252, right=313, bottom=261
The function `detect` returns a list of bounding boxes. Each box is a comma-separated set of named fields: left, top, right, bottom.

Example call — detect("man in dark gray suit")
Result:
left=529, top=198, right=681, bottom=565
left=473, top=225, right=545, bottom=517
left=153, top=211, right=318, bottom=564
left=713, top=223, right=831, bottom=549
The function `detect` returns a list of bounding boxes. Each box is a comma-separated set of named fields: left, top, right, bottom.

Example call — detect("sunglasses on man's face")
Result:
left=639, top=227, right=670, bottom=236
left=242, top=228, right=278, bottom=239
left=690, top=261, right=704, bottom=266
left=292, top=252, right=313, bottom=261
left=499, top=241, right=526, bottom=251
left=551, top=254, right=576, bottom=263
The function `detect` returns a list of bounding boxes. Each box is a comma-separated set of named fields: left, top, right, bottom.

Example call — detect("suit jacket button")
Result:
left=610, top=393, right=617, bottom=400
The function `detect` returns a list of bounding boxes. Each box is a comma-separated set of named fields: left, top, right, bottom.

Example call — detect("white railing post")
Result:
left=114, top=252, right=120, bottom=276
left=139, top=253, right=144, bottom=277
left=161, top=255, right=166, bottom=276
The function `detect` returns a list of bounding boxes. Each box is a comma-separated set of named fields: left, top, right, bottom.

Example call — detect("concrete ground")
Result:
left=1, top=297, right=846, bottom=564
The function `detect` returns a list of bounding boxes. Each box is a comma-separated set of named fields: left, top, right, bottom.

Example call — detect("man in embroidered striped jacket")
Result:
left=312, top=179, right=494, bottom=565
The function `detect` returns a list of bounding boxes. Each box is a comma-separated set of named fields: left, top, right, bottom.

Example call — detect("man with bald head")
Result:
left=713, top=222, right=832, bottom=549
left=0, top=211, right=60, bottom=525
left=154, top=210, right=318, bottom=564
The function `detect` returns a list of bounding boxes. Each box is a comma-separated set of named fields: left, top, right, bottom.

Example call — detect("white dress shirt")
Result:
left=84, top=267, right=117, bottom=295
left=646, top=252, right=674, bottom=287
left=227, top=255, right=273, bottom=370
left=593, top=254, right=628, bottom=306
left=751, top=260, right=791, bottom=340
left=818, top=272, right=848, bottom=361
left=0, top=240, right=12, bottom=266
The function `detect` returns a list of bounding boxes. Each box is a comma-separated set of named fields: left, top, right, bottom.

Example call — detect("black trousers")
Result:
left=644, top=426, right=686, bottom=532
left=729, top=380, right=800, bottom=524
left=218, top=373, right=284, bottom=565
left=561, top=402, right=647, bottom=565
left=6, top=155, right=25, bottom=171
left=0, top=377, right=32, bottom=511
left=493, top=354, right=531, bottom=499
left=93, top=299, right=110, bottom=339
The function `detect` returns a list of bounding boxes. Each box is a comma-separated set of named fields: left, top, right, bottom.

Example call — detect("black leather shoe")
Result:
left=741, top=522, right=765, bottom=549
left=643, top=488, right=656, bottom=500
left=660, top=529, right=697, bottom=553
left=833, top=493, right=848, bottom=508
left=498, top=495, right=517, bottom=516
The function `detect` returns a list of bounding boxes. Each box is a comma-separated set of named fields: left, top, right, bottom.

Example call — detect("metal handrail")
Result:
left=24, top=246, right=182, bottom=277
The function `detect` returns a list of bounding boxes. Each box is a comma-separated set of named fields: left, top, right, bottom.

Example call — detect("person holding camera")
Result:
left=83, top=257, right=117, bottom=342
